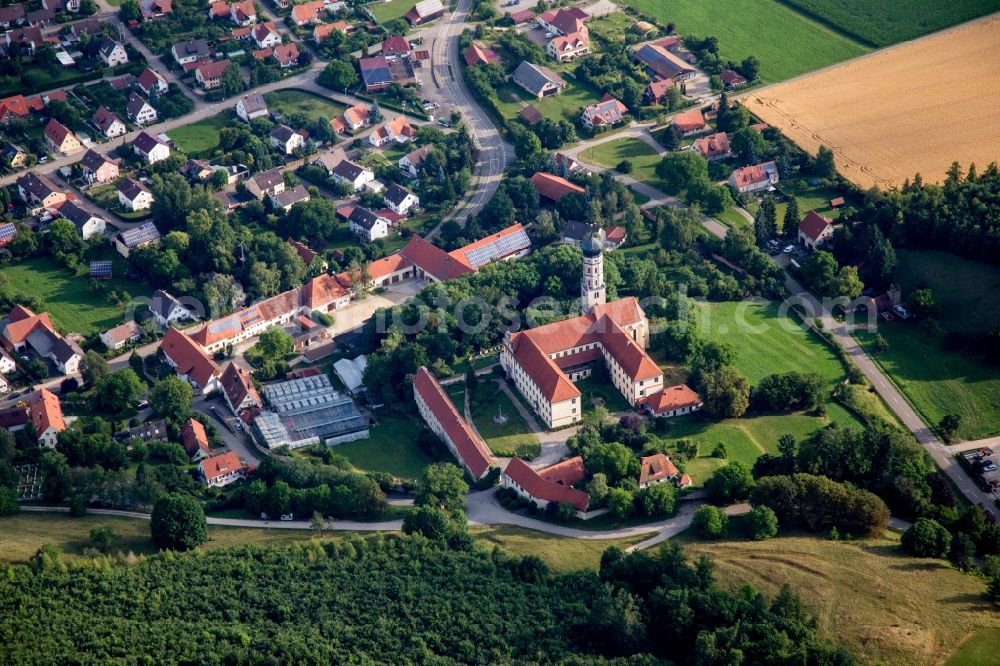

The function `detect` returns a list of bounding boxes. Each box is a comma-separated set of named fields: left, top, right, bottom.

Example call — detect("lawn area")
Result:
left=714, top=206, right=748, bottom=228
left=947, top=628, right=1000, bottom=666
left=469, top=381, right=540, bottom=459
left=683, top=532, right=1000, bottom=666
left=745, top=176, right=844, bottom=233
left=4, top=255, right=149, bottom=336
left=337, top=410, right=436, bottom=480
left=895, top=249, right=1000, bottom=334
left=855, top=324, right=1000, bottom=441
left=86, top=181, right=150, bottom=220
left=586, top=12, right=635, bottom=44
left=621, top=0, right=868, bottom=82
left=575, top=376, right=632, bottom=413
left=264, top=89, right=347, bottom=124
left=167, top=113, right=230, bottom=156
left=472, top=526, right=648, bottom=574
left=496, top=78, right=605, bottom=124
left=367, top=0, right=413, bottom=23
left=780, top=0, right=1000, bottom=47
left=579, top=136, right=662, bottom=187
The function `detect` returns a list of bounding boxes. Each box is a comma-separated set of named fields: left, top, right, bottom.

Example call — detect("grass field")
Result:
left=947, top=628, right=1000, bottom=666
left=683, top=533, right=1000, bottom=666
left=575, top=376, right=632, bottom=413
left=856, top=325, right=1000, bottom=441
left=586, top=12, right=635, bottom=44
left=167, top=113, right=229, bottom=155
left=4, top=256, right=149, bottom=336
left=472, top=526, right=647, bottom=574
left=895, top=250, right=1000, bottom=334
left=621, top=0, right=868, bottom=82
left=496, top=78, right=605, bottom=124
left=367, top=0, right=413, bottom=23
left=264, top=90, right=347, bottom=124
left=780, top=0, right=1000, bottom=46
left=579, top=137, right=662, bottom=186
left=745, top=177, right=844, bottom=233
left=469, top=381, right=540, bottom=459
left=337, top=411, right=436, bottom=480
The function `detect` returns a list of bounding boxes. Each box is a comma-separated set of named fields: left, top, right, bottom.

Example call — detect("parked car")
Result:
left=137, top=400, right=149, bottom=409
left=782, top=245, right=795, bottom=254
left=280, top=514, right=294, bottom=521
left=544, top=31, right=554, bottom=38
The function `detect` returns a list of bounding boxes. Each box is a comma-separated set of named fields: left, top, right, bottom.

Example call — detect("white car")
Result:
left=783, top=245, right=795, bottom=254
left=544, top=31, right=554, bottom=38
left=280, top=514, right=294, bottom=521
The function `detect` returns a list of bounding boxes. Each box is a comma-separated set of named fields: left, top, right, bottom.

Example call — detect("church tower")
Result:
left=581, top=234, right=606, bottom=314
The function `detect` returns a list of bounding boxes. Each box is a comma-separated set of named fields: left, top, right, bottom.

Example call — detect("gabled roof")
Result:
left=271, top=184, right=310, bottom=208
left=530, top=171, right=584, bottom=201
left=720, top=69, right=747, bottom=86
left=17, top=171, right=61, bottom=199
left=133, top=130, right=166, bottom=154
left=249, top=168, right=284, bottom=190
left=539, top=7, right=588, bottom=34
left=402, top=144, right=434, bottom=169
left=383, top=182, right=415, bottom=207
left=302, top=271, right=351, bottom=309
left=633, top=43, right=695, bottom=79
left=57, top=199, right=99, bottom=229
left=512, top=61, right=566, bottom=95
left=3, top=305, right=55, bottom=346
left=382, top=35, right=409, bottom=56
left=290, top=0, right=322, bottom=22
left=160, top=326, right=219, bottom=387
left=238, top=92, right=267, bottom=114
left=400, top=234, right=473, bottom=281
left=731, top=161, right=777, bottom=188
left=359, top=56, right=393, bottom=86
left=639, top=384, right=702, bottom=415
left=332, top=158, right=368, bottom=181
left=408, top=0, right=444, bottom=19
left=103, top=320, right=139, bottom=346
left=583, top=93, right=627, bottom=125
left=92, top=106, right=125, bottom=132
left=342, top=103, right=368, bottom=126
left=127, top=92, right=154, bottom=118
left=220, top=362, right=260, bottom=411
left=273, top=42, right=299, bottom=62
left=200, top=450, right=243, bottom=481
left=137, top=67, right=168, bottom=92
left=693, top=132, right=730, bottom=158
left=150, top=289, right=184, bottom=320
left=798, top=210, right=833, bottom=241
left=196, top=59, right=230, bottom=79
left=173, top=38, right=209, bottom=57
left=116, top=177, right=150, bottom=201
left=98, top=38, right=123, bottom=57
left=638, top=453, right=678, bottom=485
left=287, top=237, right=319, bottom=265
left=270, top=123, right=300, bottom=143
left=252, top=22, right=279, bottom=43
left=671, top=108, right=705, bottom=132
left=348, top=206, right=386, bottom=230
left=518, top=104, right=542, bottom=125
left=464, top=42, right=498, bottom=67
left=448, top=222, right=529, bottom=268
left=31, top=388, right=65, bottom=435
left=414, top=367, right=492, bottom=478
left=538, top=455, right=586, bottom=486
left=44, top=118, right=75, bottom=146
left=504, top=457, right=589, bottom=511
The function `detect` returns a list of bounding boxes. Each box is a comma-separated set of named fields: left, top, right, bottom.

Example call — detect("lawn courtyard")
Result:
left=496, top=78, right=605, bottom=125
left=337, top=410, right=437, bottom=480
left=264, top=90, right=347, bottom=124
left=167, top=113, right=229, bottom=156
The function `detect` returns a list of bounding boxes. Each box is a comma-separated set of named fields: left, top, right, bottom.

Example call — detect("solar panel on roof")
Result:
left=121, top=221, right=160, bottom=247
left=89, top=261, right=112, bottom=279
left=0, top=223, right=15, bottom=242
left=462, top=228, right=530, bottom=268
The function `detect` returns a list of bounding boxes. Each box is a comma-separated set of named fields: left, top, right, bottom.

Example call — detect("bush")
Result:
left=747, top=505, right=778, bottom=540
left=692, top=505, right=728, bottom=539
left=704, top=461, right=754, bottom=505
left=616, top=159, right=633, bottom=174
left=901, top=518, right=951, bottom=558
left=150, top=495, right=207, bottom=551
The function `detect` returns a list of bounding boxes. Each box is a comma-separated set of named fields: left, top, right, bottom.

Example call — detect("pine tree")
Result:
left=782, top=196, right=799, bottom=237
left=754, top=197, right=777, bottom=246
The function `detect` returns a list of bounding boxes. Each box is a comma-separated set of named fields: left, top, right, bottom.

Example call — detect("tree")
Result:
left=318, top=60, right=359, bottom=90
left=739, top=55, right=761, bottom=82
left=310, top=510, right=326, bottom=536
left=949, top=532, right=976, bottom=571
left=402, top=505, right=454, bottom=541
left=938, top=414, right=962, bottom=443
left=149, top=376, right=193, bottom=422
left=782, top=197, right=800, bottom=237
left=0, top=486, right=18, bottom=516
left=732, top=127, right=768, bottom=165
left=616, top=160, right=633, bottom=174
left=800, top=250, right=838, bottom=294
left=119, top=0, right=142, bottom=22
left=607, top=488, right=635, bottom=519
left=638, top=483, right=677, bottom=517
left=747, top=506, right=778, bottom=540
left=830, top=266, right=864, bottom=300
left=415, top=463, right=469, bottom=511
left=704, top=461, right=755, bottom=504
left=655, top=152, right=709, bottom=191
left=89, top=525, right=119, bottom=553
left=900, top=518, right=951, bottom=558
left=699, top=366, right=750, bottom=418
left=692, top=505, right=728, bottom=539
left=753, top=197, right=777, bottom=246
left=95, top=369, right=145, bottom=413
left=150, top=495, right=207, bottom=551
left=908, top=288, right=938, bottom=319
left=221, top=63, right=244, bottom=97
left=40, top=450, right=70, bottom=502
left=47, top=219, right=82, bottom=257
left=586, top=442, right=641, bottom=484
left=814, top=146, right=837, bottom=179
left=81, top=350, right=109, bottom=386
left=751, top=473, right=889, bottom=536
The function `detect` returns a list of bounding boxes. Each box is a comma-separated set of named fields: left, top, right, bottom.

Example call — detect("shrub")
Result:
left=747, top=506, right=778, bottom=540
left=901, top=518, right=951, bottom=558
left=692, top=505, right=728, bottom=539
left=150, top=495, right=207, bottom=551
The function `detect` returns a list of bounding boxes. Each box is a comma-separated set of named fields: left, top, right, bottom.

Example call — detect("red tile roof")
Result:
left=196, top=59, right=230, bottom=79
left=464, top=42, right=499, bottom=66
left=273, top=42, right=299, bottom=63
left=382, top=35, right=409, bottom=56
left=693, top=132, right=730, bottom=159
left=639, top=384, right=702, bottom=415
left=530, top=172, right=585, bottom=201
left=400, top=235, right=474, bottom=281
left=448, top=222, right=529, bottom=266
left=538, top=455, right=586, bottom=486
left=638, top=453, right=678, bottom=485
left=181, top=417, right=210, bottom=457
left=302, top=272, right=352, bottom=309
left=509, top=8, right=533, bottom=23
left=730, top=161, right=778, bottom=189
left=200, top=450, right=243, bottom=482
left=44, top=118, right=75, bottom=147
left=220, top=362, right=260, bottom=412
left=671, top=108, right=705, bottom=133
left=414, top=367, right=492, bottom=478
left=160, top=327, right=219, bottom=388
left=2, top=305, right=55, bottom=347
left=287, top=237, right=319, bottom=265
left=31, top=388, right=65, bottom=435
left=504, top=457, right=589, bottom=512
left=605, top=226, right=626, bottom=243
left=798, top=210, right=832, bottom=241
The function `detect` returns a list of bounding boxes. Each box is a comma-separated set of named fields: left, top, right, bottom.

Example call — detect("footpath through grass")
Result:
left=621, top=0, right=869, bottom=82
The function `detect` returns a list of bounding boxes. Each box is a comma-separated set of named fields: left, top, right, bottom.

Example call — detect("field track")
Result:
left=741, top=13, right=1000, bottom=189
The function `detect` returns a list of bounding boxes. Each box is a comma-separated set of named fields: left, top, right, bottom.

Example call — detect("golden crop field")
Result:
left=742, top=15, right=1000, bottom=189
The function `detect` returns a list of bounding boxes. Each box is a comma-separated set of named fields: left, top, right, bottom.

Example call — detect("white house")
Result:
left=132, top=131, right=170, bottom=164
left=348, top=207, right=390, bottom=243
left=117, top=178, right=155, bottom=211
left=331, top=159, right=374, bottom=192
left=98, top=39, right=128, bottom=67
left=269, top=124, right=305, bottom=155
left=92, top=107, right=127, bottom=139
left=126, top=93, right=158, bottom=125
left=383, top=183, right=419, bottom=215
left=0, top=348, right=17, bottom=375
left=236, top=93, right=268, bottom=122
left=100, top=320, right=141, bottom=351
left=58, top=200, right=106, bottom=240
left=31, top=389, right=66, bottom=448
left=199, top=450, right=245, bottom=487
left=251, top=22, right=281, bottom=49
left=150, top=290, right=193, bottom=328
left=399, top=144, right=433, bottom=179
left=728, top=161, right=779, bottom=194
left=797, top=211, right=834, bottom=250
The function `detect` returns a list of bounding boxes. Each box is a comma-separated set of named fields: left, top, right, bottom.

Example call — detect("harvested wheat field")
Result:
left=742, top=15, right=1000, bottom=189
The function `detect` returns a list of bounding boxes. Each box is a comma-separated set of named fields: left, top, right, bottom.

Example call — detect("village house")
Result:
left=171, top=38, right=210, bottom=65
left=126, top=93, right=158, bottom=125
left=314, top=20, right=352, bottom=42
left=113, top=419, right=167, bottom=444
left=348, top=206, right=390, bottom=243
left=160, top=326, right=222, bottom=394
left=637, top=453, right=683, bottom=488
left=537, top=6, right=588, bottom=35
left=530, top=171, right=584, bottom=202
left=16, top=171, right=65, bottom=211
left=195, top=59, right=230, bottom=89
left=113, top=221, right=160, bottom=257
left=141, top=0, right=173, bottom=20
left=581, top=94, right=628, bottom=130
left=287, top=237, right=326, bottom=271
left=136, top=67, right=169, bottom=96
left=30, top=388, right=65, bottom=447
left=338, top=103, right=369, bottom=132
left=463, top=42, right=499, bottom=67
left=79, top=149, right=119, bottom=184
left=633, top=43, right=695, bottom=83
left=643, top=79, right=675, bottom=105
left=413, top=366, right=493, bottom=479
left=404, top=0, right=444, bottom=25
left=235, top=93, right=268, bottom=123
left=4, top=142, right=27, bottom=169
left=269, top=124, right=305, bottom=155
left=720, top=69, right=747, bottom=88
left=0, top=305, right=83, bottom=376
left=399, top=144, right=433, bottom=178
left=116, top=177, right=154, bottom=211
left=359, top=56, right=394, bottom=92
left=692, top=132, right=731, bottom=161
left=150, top=289, right=192, bottom=328
left=639, top=384, right=702, bottom=418
left=99, top=320, right=140, bottom=351
left=181, top=417, right=211, bottom=461
left=383, top=182, right=419, bottom=215
left=671, top=108, right=707, bottom=135
left=368, top=116, right=416, bottom=147
left=92, top=106, right=127, bottom=139
left=188, top=288, right=303, bottom=353
left=220, top=362, right=261, bottom=416
left=0, top=348, right=15, bottom=376
left=272, top=42, right=299, bottom=68
left=98, top=38, right=128, bottom=67
left=546, top=31, right=589, bottom=62
left=251, top=22, right=281, bottom=49
left=512, top=61, right=566, bottom=99
left=798, top=210, right=834, bottom=250
left=57, top=200, right=106, bottom=240
left=245, top=168, right=285, bottom=199
left=199, top=450, right=245, bottom=487
left=502, top=457, right=590, bottom=516
left=132, top=131, right=170, bottom=164
left=331, top=159, right=374, bottom=192
left=270, top=184, right=310, bottom=212
left=43, top=118, right=83, bottom=155
left=728, top=160, right=779, bottom=194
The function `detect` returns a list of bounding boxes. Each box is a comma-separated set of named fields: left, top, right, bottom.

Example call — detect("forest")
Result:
left=0, top=535, right=853, bottom=664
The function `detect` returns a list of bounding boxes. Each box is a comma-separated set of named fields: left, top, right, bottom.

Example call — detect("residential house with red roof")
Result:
left=92, top=106, right=127, bottom=139
left=136, top=67, right=169, bottom=96
left=290, top=0, right=323, bottom=25
left=181, top=417, right=212, bottom=461
left=464, top=42, right=499, bottom=67
left=188, top=288, right=302, bottom=353
left=546, top=31, right=589, bottom=62
left=1, top=305, right=83, bottom=375
left=43, top=118, right=82, bottom=155
left=720, top=69, right=747, bottom=88
left=537, top=7, right=588, bottom=36
left=671, top=108, right=706, bottom=136
left=502, top=457, right=590, bottom=515
left=413, top=366, right=493, bottom=479
left=199, top=450, right=245, bottom=486
left=16, top=171, right=66, bottom=211
left=381, top=35, right=410, bottom=58
left=728, top=160, right=779, bottom=194
left=798, top=210, right=833, bottom=250
left=340, top=103, right=369, bottom=132
left=692, top=132, right=731, bottom=161
left=637, top=453, right=680, bottom=488
left=220, top=362, right=261, bottom=416
left=638, top=384, right=702, bottom=418
left=195, top=59, right=231, bottom=89
left=530, top=171, right=585, bottom=202
left=368, top=115, right=416, bottom=147
left=581, top=93, right=628, bottom=130
left=272, top=42, right=299, bottom=68
left=30, top=388, right=65, bottom=447
left=99, top=320, right=140, bottom=351
left=159, top=326, right=222, bottom=393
